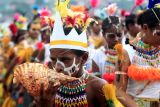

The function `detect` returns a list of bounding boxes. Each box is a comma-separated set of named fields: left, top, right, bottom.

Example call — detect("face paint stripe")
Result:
left=55, top=57, right=80, bottom=76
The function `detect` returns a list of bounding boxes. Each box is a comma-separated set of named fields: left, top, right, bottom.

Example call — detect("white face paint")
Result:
left=55, top=57, right=80, bottom=76
left=153, top=29, right=160, bottom=36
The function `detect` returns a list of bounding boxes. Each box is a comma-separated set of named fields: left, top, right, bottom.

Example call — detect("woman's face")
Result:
left=50, top=48, right=84, bottom=77
left=103, top=26, right=122, bottom=49
left=144, top=24, right=160, bottom=46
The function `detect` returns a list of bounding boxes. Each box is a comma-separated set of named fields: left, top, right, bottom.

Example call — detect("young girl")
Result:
left=120, top=6, right=160, bottom=107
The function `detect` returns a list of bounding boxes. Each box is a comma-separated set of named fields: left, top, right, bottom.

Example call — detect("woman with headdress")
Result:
left=119, top=1, right=160, bottom=107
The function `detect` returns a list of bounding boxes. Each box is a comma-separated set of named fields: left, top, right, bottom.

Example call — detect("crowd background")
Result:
left=0, top=0, right=159, bottom=107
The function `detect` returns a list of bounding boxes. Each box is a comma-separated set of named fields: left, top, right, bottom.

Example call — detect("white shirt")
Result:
left=126, top=45, right=160, bottom=100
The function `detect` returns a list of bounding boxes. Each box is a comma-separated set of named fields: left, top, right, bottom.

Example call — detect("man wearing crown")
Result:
left=28, top=0, right=139, bottom=107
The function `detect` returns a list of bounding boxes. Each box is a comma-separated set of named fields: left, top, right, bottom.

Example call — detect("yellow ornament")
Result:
left=102, top=84, right=124, bottom=107
left=155, top=3, right=160, bottom=8
left=56, top=0, right=73, bottom=18
left=2, top=96, right=16, bottom=107
left=114, top=43, right=124, bottom=61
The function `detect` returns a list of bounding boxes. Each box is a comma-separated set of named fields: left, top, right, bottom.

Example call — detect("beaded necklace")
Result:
left=128, top=38, right=160, bottom=81
left=132, top=39, right=160, bottom=67
left=101, top=47, right=118, bottom=73
left=55, top=72, right=89, bottom=107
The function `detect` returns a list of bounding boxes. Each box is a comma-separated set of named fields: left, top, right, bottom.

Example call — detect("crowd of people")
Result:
left=0, top=0, right=160, bottom=107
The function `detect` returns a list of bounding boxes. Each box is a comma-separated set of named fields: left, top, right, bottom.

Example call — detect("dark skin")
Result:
left=31, top=27, right=51, bottom=63
left=28, top=23, right=41, bottom=40
left=92, top=26, right=122, bottom=76
left=33, top=48, right=138, bottom=107
left=120, top=24, right=160, bottom=92
left=127, top=23, right=140, bottom=38
left=91, top=25, right=138, bottom=106
left=142, top=24, right=160, bottom=47
left=34, top=48, right=107, bottom=107
left=50, top=49, right=108, bottom=107
left=41, top=28, right=50, bottom=43
left=120, top=24, right=160, bottom=107
left=103, top=26, right=122, bottom=49
left=91, top=19, right=102, bottom=35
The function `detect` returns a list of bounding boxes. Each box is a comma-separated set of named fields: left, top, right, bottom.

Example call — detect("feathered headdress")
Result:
left=39, top=8, right=54, bottom=27
left=13, top=13, right=27, bottom=29
left=50, top=0, right=94, bottom=51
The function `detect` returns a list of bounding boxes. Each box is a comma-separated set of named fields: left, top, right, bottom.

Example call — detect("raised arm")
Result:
left=119, top=50, right=130, bottom=92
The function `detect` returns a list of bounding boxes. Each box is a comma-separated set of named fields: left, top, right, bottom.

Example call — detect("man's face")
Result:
left=104, top=26, right=122, bottom=48
left=50, top=48, right=82, bottom=77
left=29, top=23, right=41, bottom=39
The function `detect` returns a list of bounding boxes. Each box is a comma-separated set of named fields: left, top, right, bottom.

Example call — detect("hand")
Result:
left=34, top=75, right=77, bottom=107
left=34, top=81, right=60, bottom=107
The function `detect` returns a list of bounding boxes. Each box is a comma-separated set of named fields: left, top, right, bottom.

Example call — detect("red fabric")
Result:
left=87, top=69, right=92, bottom=74
left=90, top=0, right=100, bottom=8
left=40, top=17, right=46, bottom=26
left=103, top=73, right=115, bottom=83
left=40, top=8, right=51, bottom=17
left=120, top=9, right=130, bottom=17
left=135, top=0, right=144, bottom=6
left=9, top=23, right=18, bottom=36
left=65, top=16, right=76, bottom=26
left=36, top=42, right=44, bottom=51
left=18, top=97, right=24, bottom=104
left=84, top=12, right=89, bottom=23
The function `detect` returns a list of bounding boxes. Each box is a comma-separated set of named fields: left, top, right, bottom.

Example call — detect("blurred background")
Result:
left=0, top=0, right=156, bottom=107
left=0, top=0, right=147, bottom=22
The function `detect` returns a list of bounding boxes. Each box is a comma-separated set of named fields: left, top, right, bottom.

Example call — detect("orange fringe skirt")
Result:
left=128, top=65, right=160, bottom=81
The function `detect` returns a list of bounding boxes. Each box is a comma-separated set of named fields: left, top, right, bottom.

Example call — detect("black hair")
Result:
left=12, top=29, right=26, bottom=44
left=27, top=22, right=32, bottom=31
left=90, top=16, right=101, bottom=27
left=27, top=21, right=39, bottom=31
left=32, top=14, right=40, bottom=21
left=125, top=14, right=136, bottom=30
left=137, top=8, right=160, bottom=29
left=71, top=49, right=87, bottom=57
left=102, top=16, right=120, bottom=35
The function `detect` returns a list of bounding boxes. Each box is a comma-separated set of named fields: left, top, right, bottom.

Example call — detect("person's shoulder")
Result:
left=87, top=74, right=107, bottom=90
left=87, top=74, right=109, bottom=106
